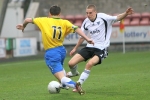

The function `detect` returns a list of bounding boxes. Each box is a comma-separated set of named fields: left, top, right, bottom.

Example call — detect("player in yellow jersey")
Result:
left=16, top=5, right=94, bottom=95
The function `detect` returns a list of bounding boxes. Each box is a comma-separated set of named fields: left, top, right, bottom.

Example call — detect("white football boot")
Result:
left=60, top=84, right=69, bottom=90
left=66, top=71, right=80, bottom=78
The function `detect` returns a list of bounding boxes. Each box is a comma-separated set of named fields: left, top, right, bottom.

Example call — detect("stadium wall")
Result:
left=36, top=0, right=150, bottom=16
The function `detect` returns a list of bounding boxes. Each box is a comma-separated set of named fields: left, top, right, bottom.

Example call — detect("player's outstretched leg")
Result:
left=61, top=77, right=85, bottom=95
left=75, top=82, right=85, bottom=95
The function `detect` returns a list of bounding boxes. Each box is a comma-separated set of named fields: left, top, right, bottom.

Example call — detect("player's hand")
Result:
left=69, top=48, right=76, bottom=56
left=125, top=7, right=134, bottom=15
left=16, top=24, right=24, bottom=32
left=87, top=39, right=94, bottom=45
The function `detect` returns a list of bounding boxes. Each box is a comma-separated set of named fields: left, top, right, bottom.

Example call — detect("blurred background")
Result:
left=0, top=0, right=150, bottom=59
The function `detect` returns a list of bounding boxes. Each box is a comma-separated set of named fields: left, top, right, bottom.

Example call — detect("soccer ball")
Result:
left=48, top=81, right=61, bottom=94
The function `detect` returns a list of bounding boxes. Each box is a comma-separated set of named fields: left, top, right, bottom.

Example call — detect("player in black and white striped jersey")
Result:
left=67, top=4, right=134, bottom=92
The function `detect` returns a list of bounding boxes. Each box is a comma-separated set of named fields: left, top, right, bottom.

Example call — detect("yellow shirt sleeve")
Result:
left=65, top=20, right=78, bottom=34
left=32, top=17, right=45, bottom=29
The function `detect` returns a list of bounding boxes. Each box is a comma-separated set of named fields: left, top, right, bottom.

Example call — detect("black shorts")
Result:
left=78, top=47, right=108, bottom=65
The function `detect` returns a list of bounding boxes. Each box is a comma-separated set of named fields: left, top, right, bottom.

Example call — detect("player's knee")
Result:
left=68, top=60, right=76, bottom=68
left=86, top=62, right=94, bottom=69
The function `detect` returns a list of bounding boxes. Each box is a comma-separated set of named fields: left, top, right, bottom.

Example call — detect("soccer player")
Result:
left=16, top=5, right=94, bottom=95
left=67, top=4, right=134, bottom=92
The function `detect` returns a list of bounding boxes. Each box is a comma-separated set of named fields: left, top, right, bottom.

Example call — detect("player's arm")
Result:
left=70, top=37, right=84, bottom=56
left=74, top=37, right=84, bottom=50
left=72, top=37, right=84, bottom=51
left=117, top=7, right=134, bottom=21
left=16, top=18, right=33, bottom=32
left=22, top=18, right=33, bottom=28
left=69, top=28, right=93, bottom=56
left=75, top=28, right=94, bottom=45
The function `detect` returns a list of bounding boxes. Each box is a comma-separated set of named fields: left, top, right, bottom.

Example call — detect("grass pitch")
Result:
left=0, top=51, right=150, bottom=100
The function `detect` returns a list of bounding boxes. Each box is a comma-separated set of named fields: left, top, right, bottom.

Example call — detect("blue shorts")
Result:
left=45, top=46, right=66, bottom=74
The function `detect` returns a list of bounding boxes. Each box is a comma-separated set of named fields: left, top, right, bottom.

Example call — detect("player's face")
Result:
left=86, top=8, right=97, bottom=21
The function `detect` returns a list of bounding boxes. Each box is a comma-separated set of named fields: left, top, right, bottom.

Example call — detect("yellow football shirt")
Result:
left=33, top=17, right=78, bottom=50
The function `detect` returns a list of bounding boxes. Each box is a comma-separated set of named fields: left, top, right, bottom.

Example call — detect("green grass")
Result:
left=0, top=51, right=150, bottom=100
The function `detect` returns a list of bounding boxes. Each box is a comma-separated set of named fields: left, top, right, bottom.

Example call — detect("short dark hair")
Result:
left=86, top=4, right=97, bottom=11
left=49, top=5, right=61, bottom=15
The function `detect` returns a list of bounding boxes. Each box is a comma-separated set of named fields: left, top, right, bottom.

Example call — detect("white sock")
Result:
left=61, top=77, right=76, bottom=88
left=61, top=69, right=66, bottom=86
left=63, top=68, right=66, bottom=76
left=78, top=69, right=90, bottom=85
left=70, top=65, right=78, bottom=75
